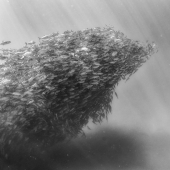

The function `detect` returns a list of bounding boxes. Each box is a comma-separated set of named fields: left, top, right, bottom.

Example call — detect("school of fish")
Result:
left=0, top=27, right=156, bottom=147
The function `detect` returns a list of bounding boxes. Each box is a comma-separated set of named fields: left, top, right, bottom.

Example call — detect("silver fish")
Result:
left=0, top=41, right=11, bottom=45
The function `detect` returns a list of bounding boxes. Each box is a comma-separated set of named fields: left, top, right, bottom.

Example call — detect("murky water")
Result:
left=1, top=0, right=170, bottom=169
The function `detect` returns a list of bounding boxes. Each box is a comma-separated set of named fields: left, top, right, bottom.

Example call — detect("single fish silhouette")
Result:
left=0, top=41, right=11, bottom=45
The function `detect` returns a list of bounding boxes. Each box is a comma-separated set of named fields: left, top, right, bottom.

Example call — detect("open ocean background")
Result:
left=0, top=0, right=170, bottom=169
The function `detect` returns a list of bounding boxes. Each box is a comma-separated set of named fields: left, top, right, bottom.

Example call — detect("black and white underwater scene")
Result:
left=0, top=0, right=170, bottom=169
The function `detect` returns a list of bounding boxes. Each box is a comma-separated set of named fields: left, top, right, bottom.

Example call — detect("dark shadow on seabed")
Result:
left=48, top=128, right=148, bottom=170
left=0, top=127, right=148, bottom=170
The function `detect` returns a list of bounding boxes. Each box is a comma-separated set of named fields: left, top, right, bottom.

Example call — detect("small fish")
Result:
left=38, top=35, right=51, bottom=40
left=112, top=51, right=118, bottom=57
left=0, top=55, right=8, bottom=60
left=39, top=39, right=50, bottom=44
left=80, top=47, right=89, bottom=51
left=52, top=32, right=59, bottom=37
left=80, top=72, right=87, bottom=76
left=114, top=39, right=121, bottom=42
left=26, top=41, right=36, bottom=45
left=0, top=41, right=11, bottom=45
left=15, top=52, right=24, bottom=56
left=21, top=52, right=32, bottom=59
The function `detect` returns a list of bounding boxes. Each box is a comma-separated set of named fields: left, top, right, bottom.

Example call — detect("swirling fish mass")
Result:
left=0, top=27, right=156, bottom=153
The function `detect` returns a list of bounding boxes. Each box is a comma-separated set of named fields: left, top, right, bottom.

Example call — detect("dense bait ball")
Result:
left=0, top=27, right=156, bottom=152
